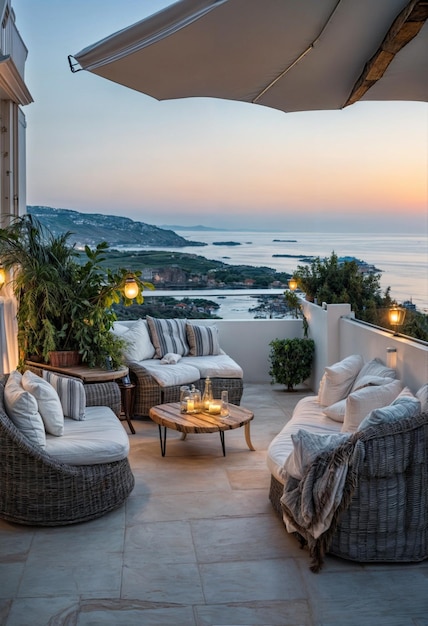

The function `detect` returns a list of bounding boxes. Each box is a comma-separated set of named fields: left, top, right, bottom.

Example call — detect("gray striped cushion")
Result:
left=146, top=317, right=189, bottom=358
left=186, top=324, right=221, bottom=356
left=42, top=371, right=86, bottom=420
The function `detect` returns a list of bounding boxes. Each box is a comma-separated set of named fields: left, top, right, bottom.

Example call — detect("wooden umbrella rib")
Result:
left=345, top=0, right=428, bottom=107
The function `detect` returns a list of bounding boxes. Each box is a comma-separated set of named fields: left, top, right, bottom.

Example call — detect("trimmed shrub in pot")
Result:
left=268, top=337, right=315, bottom=391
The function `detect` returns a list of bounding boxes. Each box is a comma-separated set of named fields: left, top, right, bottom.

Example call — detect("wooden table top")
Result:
left=149, top=402, right=254, bottom=434
left=25, top=361, right=128, bottom=383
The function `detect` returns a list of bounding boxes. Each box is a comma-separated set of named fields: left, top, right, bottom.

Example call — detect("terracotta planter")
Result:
left=48, top=350, right=81, bottom=367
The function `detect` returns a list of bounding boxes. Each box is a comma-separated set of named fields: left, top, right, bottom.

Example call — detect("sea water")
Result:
left=121, top=230, right=428, bottom=318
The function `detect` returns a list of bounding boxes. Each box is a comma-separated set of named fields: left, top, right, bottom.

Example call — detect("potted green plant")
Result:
left=268, top=337, right=315, bottom=391
left=269, top=287, right=314, bottom=390
left=0, top=215, right=153, bottom=369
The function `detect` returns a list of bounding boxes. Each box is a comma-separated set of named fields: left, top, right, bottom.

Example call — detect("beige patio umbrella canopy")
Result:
left=70, top=0, right=428, bottom=113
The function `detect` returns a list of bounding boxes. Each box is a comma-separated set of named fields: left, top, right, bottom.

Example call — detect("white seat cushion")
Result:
left=45, top=406, right=129, bottom=465
left=182, top=354, right=243, bottom=379
left=267, top=395, right=342, bottom=483
left=137, top=359, right=200, bottom=387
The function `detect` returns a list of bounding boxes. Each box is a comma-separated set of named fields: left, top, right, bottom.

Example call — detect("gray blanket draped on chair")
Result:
left=280, top=436, right=365, bottom=572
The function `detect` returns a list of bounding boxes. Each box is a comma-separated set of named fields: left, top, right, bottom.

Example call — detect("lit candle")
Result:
left=187, top=399, right=194, bottom=412
left=208, top=402, right=221, bottom=414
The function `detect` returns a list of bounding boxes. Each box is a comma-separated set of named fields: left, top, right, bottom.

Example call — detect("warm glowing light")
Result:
left=0, top=267, right=5, bottom=287
left=123, top=275, right=139, bottom=299
left=388, top=307, right=406, bottom=333
left=288, top=278, right=297, bottom=291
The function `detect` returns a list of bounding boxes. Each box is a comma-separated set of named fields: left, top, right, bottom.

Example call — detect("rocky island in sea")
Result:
left=212, top=241, right=241, bottom=246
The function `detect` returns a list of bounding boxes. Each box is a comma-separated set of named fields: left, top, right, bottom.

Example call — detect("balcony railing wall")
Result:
left=339, top=316, right=428, bottom=392
left=184, top=296, right=427, bottom=392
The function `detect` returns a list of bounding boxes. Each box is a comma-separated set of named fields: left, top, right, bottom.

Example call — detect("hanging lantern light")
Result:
left=123, top=274, right=139, bottom=299
left=388, top=306, right=406, bottom=335
left=288, top=277, right=297, bottom=291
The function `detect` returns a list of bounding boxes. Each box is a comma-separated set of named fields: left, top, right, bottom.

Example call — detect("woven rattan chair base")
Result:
left=0, top=379, right=134, bottom=526
left=269, top=411, right=428, bottom=565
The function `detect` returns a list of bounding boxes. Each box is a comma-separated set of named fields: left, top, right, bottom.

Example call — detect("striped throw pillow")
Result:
left=42, top=371, right=86, bottom=420
left=146, top=317, right=189, bottom=358
left=186, top=324, right=221, bottom=356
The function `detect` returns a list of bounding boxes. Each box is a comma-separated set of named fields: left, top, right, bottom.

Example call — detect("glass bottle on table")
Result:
left=202, top=376, right=213, bottom=411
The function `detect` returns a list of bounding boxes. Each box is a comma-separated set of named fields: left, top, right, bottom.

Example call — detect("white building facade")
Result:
left=0, top=0, right=32, bottom=226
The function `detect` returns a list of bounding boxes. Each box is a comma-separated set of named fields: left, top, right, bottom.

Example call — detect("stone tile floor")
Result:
left=1, top=384, right=427, bottom=625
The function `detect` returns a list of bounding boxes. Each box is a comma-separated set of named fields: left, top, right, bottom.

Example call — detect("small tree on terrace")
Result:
left=294, top=252, right=393, bottom=325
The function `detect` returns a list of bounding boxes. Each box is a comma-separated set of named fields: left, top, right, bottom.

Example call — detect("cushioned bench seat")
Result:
left=112, top=318, right=244, bottom=417
left=267, top=355, right=428, bottom=571
left=45, top=406, right=130, bottom=465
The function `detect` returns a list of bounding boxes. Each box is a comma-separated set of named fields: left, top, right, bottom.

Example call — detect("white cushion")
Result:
left=358, top=395, right=421, bottom=430
left=267, top=395, right=342, bottom=483
left=351, top=358, right=396, bottom=391
left=137, top=359, right=200, bottom=387
left=317, top=373, right=326, bottom=398
left=45, top=405, right=130, bottom=465
left=352, top=374, right=396, bottom=391
left=114, top=318, right=155, bottom=361
left=322, top=398, right=346, bottom=422
left=342, top=379, right=403, bottom=432
left=42, top=371, right=86, bottom=420
left=322, top=375, right=396, bottom=423
left=147, top=316, right=189, bottom=358
left=186, top=323, right=221, bottom=356
left=111, top=322, right=129, bottom=337
left=182, top=354, right=244, bottom=379
left=395, top=386, right=418, bottom=400
left=22, top=370, right=64, bottom=436
left=416, top=384, right=428, bottom=412
left=4, top=371, right=46, bottom=448
left=318, top=354, right=364, bottom=406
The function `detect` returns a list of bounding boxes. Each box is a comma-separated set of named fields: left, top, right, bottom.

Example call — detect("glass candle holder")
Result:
left=220, top=390, right=229, bottom=417
left=180, top=386, right=190, bottom=413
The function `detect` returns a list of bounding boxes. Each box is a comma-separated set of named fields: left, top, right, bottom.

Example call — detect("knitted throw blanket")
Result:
left=280, top=437, right=365, bottom=572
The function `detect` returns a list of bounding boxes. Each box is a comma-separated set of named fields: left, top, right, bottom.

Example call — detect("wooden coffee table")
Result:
left=149, top=402, right=255, bottom=457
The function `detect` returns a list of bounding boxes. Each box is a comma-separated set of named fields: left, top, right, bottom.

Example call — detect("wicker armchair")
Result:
left=0, top=378, right=134, bottom=526
left=269, top=411, right=428, bottom=571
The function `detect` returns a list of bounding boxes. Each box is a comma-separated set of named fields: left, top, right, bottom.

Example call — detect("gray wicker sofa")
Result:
left=112, top=318, right=244, bottom=417
left=0, top=376, right=134, bottom=526
left=267, top=355, right=428, bottom=571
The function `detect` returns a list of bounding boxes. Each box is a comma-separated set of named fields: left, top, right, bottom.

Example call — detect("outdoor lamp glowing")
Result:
left=388, top=307, right=406, bottom=334
left=0, top=267, right=5, bottom=287
left=123, top=275, right=139, bottom=299
left=288, top=278, right=297, bottom=291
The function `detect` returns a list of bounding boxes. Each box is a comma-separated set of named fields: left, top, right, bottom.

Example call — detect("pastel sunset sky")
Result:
left=14, top=0, right=428, bottom=232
